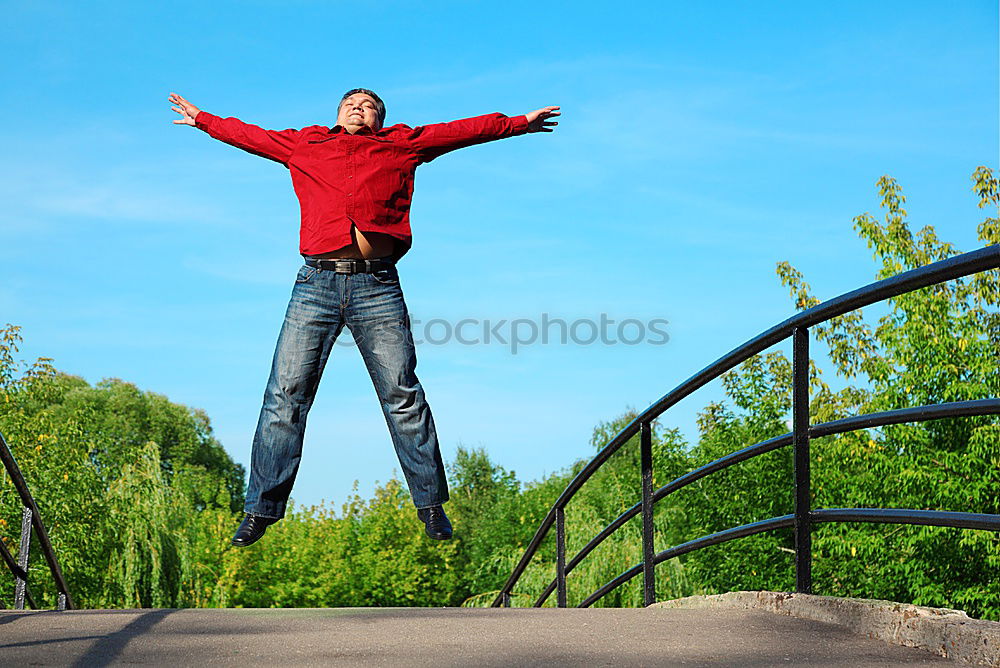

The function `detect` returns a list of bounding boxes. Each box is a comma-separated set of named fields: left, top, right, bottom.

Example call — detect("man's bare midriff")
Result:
left=311, top=224, right=398, bottom=259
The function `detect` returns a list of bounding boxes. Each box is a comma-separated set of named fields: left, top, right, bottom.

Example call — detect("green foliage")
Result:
left=468, top=411, right=696, bottom=608
left=773, top=169, right=1000, bottom=619
left=679, top=354, right=797, bottom=595
left=444, top=445, right=537, bottom=603
left=0, top=326, right=244, bottom=608
left=213, top=480, right=460, bottom=608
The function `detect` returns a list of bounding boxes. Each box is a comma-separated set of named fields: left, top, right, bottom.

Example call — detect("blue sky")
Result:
left=1, top=1, right=996, bottom=511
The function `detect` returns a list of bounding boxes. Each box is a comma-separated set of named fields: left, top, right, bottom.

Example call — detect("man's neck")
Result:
left=343, top=123, right=376, bottom=134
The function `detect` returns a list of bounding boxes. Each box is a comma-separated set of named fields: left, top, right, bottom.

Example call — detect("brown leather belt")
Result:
left=303, top=257, right=394, bottom=274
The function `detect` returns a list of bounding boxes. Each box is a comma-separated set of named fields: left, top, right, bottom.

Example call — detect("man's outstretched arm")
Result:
left=409, top=106, right=560, bottom=163
left=169, top=92, right=301, bottom=165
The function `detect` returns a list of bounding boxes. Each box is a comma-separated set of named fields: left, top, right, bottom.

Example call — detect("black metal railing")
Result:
left=0, top=431, right=74, bottom=610
left=491, top=244, right=1000, bottom=608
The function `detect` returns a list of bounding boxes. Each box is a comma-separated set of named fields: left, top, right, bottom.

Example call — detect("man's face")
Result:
left=337, top=93, right=382, bottom=132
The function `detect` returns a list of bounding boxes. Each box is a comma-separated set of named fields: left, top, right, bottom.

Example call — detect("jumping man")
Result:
left=169, top=88, right=559, bottom=546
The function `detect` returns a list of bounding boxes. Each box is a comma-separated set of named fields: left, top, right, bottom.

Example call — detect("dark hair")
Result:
left=340, top=88, right=386, bottom=127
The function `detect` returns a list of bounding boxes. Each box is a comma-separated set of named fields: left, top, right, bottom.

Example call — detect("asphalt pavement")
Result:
left=0, top=606, right=954, bottom=666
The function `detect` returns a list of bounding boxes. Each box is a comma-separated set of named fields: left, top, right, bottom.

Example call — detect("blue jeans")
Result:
left=244, top=260, right=449, bottom=518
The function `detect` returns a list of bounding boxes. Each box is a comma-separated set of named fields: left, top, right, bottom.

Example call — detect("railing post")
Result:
left=640, top=420, right=656, bottom=606
left=556, top=506, right=567, bottom=607
left=793, top=326, right=812, bottom=594
left=14, top=505, right=32, bottom=610
left=0, top=431, right=74, bottom=609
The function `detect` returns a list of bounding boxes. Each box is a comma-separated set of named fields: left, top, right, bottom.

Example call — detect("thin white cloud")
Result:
left=0, top=165, right=231, bottom=226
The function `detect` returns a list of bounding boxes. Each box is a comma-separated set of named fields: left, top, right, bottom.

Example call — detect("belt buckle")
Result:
left=334, top=259, right=355, bottom=274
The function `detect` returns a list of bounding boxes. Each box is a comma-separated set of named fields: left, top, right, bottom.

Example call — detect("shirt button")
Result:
left=348, top=175, right=353, bottom=179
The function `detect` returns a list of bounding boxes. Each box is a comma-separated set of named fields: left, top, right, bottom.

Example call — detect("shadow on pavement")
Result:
left=70, top=608, right=175, bottom=668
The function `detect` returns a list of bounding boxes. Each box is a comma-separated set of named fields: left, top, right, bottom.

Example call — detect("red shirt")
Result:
left=195, top=110, right=530, bottom=260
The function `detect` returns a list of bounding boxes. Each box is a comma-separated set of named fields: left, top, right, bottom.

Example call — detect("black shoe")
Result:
left=231, top=514, right=277, bottom=547
left=417, top=505, right=453, bottom=540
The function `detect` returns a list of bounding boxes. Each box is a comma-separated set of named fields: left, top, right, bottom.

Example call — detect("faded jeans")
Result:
left=244, top=260, right=449, bottom=518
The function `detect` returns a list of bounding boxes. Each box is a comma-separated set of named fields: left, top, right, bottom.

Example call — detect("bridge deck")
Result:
left=0, top=607, right=951, bottom=666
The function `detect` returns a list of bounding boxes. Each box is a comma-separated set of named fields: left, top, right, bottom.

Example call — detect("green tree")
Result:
left=773, top=168, right=999, bottom=619
left=0, top=326, right=244, bottom=608
left=445, top=445, right=525, bottom=603
left=677, top=353, right=798, bottom=594
left=475, top=410, right=695, bottom=608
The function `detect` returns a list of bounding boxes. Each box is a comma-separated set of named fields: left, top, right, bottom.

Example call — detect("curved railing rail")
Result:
left=0, top=431, right=74, bottom=610
left=491, top=244, right=1000, bottom=608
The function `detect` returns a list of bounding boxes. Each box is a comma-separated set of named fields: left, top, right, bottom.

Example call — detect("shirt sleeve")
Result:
left=194, top=111, right=302, bottom=165
left=407, top=113, right=530, bottom=164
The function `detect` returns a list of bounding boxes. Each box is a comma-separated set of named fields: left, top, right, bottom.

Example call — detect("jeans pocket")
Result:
left=370, top=265, right=400, bottom=285
left=295, top=265, right=318, bottom=283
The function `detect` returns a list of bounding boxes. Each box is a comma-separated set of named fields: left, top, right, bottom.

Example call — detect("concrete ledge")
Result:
left=651, top=591, right=999, bottom=666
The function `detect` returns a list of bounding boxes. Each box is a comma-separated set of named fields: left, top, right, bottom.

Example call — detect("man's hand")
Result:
left=525, top=106, right=560, bottom=133
left=169, top=92, right=201, bottom=126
